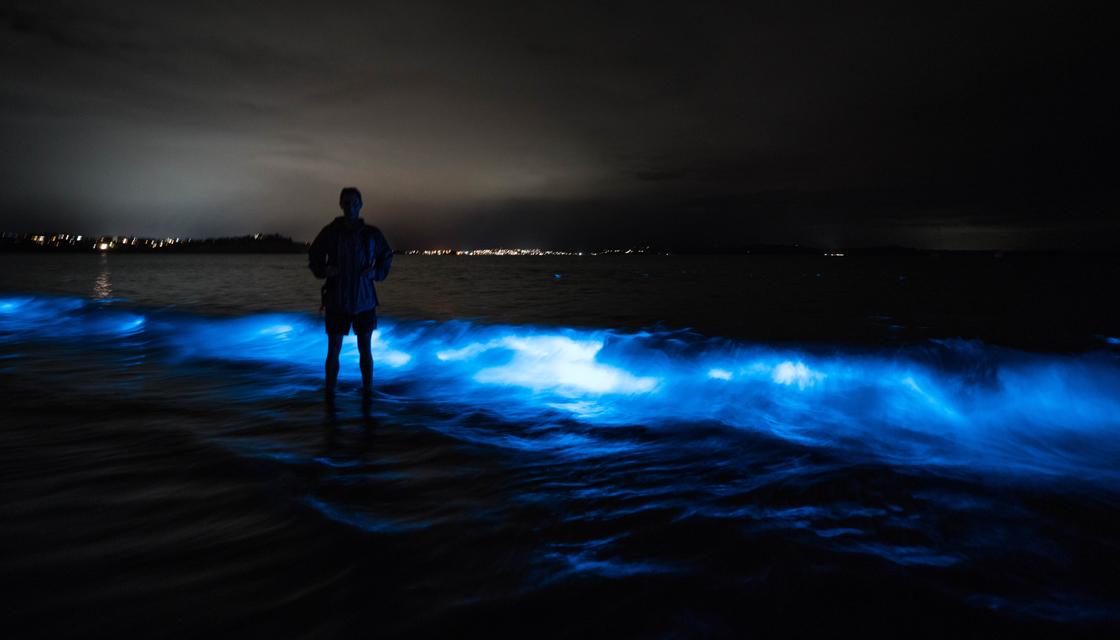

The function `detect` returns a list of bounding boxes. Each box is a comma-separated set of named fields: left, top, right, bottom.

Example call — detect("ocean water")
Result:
left=1, top=253, right=1118, bottom=637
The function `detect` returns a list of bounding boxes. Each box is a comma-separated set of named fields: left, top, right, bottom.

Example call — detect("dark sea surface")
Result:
left=1, top=253, right=1119, bottom=638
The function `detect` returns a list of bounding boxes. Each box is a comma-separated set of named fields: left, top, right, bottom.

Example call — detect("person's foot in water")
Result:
left=361, top=387, right=373, bottom=415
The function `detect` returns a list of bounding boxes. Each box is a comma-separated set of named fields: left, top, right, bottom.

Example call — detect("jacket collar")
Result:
left=332, top=216, right=365, bottom=230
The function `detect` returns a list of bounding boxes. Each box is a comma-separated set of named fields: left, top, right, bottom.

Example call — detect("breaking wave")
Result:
left=3, top=293, right=1118, bottom=485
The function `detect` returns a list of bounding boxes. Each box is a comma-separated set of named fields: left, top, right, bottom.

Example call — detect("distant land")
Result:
left=0, top=232, right=306, bottom=253
left=1, top=232, right=1114, bottom=256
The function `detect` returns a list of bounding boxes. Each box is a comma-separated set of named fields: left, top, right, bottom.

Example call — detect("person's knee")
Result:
left=356, top=332, right=374, bottom=355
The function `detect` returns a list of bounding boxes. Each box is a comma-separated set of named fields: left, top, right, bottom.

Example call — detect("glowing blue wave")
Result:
left=3, top=294, right=1119, bottom=484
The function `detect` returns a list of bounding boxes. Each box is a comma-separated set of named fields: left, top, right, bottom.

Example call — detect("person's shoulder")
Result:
left=363, top=223, right=386, bottom=238
left=320, top=217, right=346, bottom=231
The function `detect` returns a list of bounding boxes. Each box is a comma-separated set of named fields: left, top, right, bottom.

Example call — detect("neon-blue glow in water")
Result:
left=3, top=294, right=1119, bottom=484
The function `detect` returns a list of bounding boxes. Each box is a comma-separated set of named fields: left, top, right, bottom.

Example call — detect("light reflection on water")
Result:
left=93, top=254, right=112, bottom=299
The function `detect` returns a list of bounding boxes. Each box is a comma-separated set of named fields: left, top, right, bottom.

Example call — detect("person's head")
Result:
left=339, top=187, right=363, bottom=218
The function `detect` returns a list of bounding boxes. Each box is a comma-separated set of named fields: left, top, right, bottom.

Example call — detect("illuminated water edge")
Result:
left=2, top=293, right=1119, bottom=485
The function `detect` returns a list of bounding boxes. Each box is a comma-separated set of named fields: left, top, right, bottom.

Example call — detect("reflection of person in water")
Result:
left=308, top=187, right=393, bottom=396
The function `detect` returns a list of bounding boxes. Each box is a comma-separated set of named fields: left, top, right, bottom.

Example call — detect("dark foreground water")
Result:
left=1, top=254, right=1119, bottom=638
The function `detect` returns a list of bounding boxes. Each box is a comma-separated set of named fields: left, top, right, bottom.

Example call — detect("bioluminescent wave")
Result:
left=3, top=294, right=1119, bottom=484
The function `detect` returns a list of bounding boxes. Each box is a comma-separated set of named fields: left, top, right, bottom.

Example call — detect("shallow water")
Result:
left=1, top=254, right=1119, bottom=637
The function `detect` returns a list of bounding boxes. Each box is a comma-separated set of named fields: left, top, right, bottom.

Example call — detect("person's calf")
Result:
left=325, top=359, right=340, bottom=394
left=326, top=334, right=344, bottom=393
left=358, top=347, right=373, bottom=391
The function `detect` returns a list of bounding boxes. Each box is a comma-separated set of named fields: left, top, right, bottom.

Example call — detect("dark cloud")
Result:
left=0, top=0, right=1115, bottom=248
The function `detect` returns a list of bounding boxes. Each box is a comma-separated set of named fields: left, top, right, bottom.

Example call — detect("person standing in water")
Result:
left=308, top=187, right=393, bottom=396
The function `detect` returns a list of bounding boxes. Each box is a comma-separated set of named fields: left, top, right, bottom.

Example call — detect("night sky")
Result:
left=1, top=1, right=1114, bottom=249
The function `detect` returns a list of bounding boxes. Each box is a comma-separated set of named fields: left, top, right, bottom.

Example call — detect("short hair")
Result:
left=339, top=187, right=362, bottom=204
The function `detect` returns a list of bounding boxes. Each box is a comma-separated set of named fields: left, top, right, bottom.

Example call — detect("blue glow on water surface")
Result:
left=3, top=294, right=1119, bottom=485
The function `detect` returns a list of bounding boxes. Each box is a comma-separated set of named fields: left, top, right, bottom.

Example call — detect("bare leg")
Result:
left=357, top=328, right=374, bottom=393
left=325, top=333, right=343, bottom=393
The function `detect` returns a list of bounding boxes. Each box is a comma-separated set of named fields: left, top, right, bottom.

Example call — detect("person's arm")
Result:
left=370, top=230, right=393, bottom=282
left=308, top=227, right=335, bottom=278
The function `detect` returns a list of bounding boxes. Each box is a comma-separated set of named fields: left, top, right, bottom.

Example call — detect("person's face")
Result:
left=340, top=195, right=362, bottom=218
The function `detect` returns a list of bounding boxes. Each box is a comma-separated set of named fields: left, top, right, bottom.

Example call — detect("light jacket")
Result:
left=308, top=216, right=393, bottom=314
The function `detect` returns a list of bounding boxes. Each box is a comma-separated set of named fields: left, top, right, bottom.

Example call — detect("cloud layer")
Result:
left=1, top=1, right=1115, bottom=248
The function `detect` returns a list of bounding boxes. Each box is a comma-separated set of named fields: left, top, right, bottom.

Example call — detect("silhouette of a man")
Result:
left=308, top=187, right=393, bottom=395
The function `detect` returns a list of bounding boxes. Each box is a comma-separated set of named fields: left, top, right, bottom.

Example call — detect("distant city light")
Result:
left=0, top=231, right=302, bottom=253
left=402, top=246, right=657, bottom=257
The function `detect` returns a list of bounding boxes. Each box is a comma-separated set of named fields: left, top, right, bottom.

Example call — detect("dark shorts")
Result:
left=324, top=308, right=377, bottom=336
